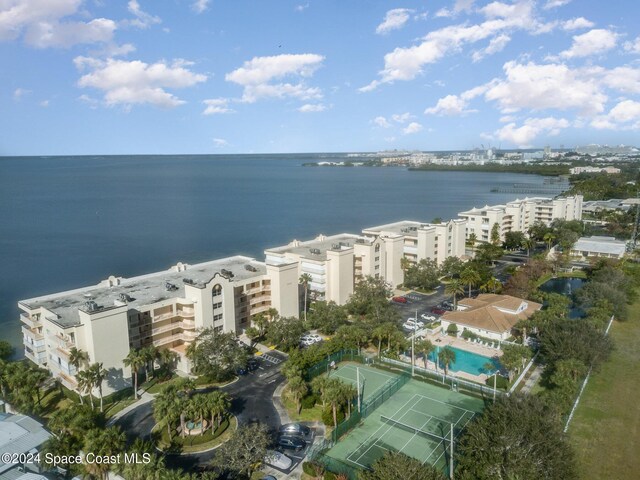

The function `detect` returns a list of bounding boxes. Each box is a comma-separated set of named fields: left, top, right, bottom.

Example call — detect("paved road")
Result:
left=115, top=351, right=288, bottom=470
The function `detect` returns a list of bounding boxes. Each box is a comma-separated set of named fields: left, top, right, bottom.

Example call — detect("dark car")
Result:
left=277, top=435, right=306, bottom=451
left=431, top=307, right=446, bottom=315
left=279, top=423, right=311, bottom=437
left=391, top=296, right=407, bottom=303
left=247, top=358, right=260, bottom=371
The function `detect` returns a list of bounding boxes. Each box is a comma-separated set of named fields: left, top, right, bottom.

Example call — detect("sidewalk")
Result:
left=519, top=364, right=544, bottom=394
left=106, top=391, right=154, bottom=426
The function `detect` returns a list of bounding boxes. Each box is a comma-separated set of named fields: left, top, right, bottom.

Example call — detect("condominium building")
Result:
left=265, top=233, right=404, bottom=304
left=19, top=256, right=298, bottom=395
left=362, top=219, right=467, bottom=267
left=459, top=195, right=583, bottom=242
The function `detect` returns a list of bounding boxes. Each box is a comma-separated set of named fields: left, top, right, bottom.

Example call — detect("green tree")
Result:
left=306, top=301, right=348, bottom=334
left=460, top=266, right=481, bottom=297
left=140, top=345, right=159, bottom=380
left=359, top=451, right=446, bottom=480
left=500, top=345, right=532, bottom=382
left=490, top=222, right=501, bottom=245
left=311, top=376, right=331, bottom=408
left=480, top=276, right=502, bottom=294
left=543, top=232, right=556, bottom=250
left=503, top=230, right=526, bottom=250
left=252, top=312, right=269, bottom=337
left=189, top=394, right=210, bottom=436
left=456, top=395, right=577, bottom=480
left=210, top=424, right=270, bottom=478
left=123, top=349, right=145, bottom=399
left=0, top=341, right=13, bottom=361
left=187, top=330, right=249, bottom=380
left=265, top=316, right=307, bottom=352
left=347, top=276, right=393, bottom=317
left=467, top=232, right=477, bottom=248
left=440, top=256, right=465, bottom=278
left=87, top=362, right=107, bottom=412
left=444, top=278, right=464, bottom=309
left=76, top=369, right=95, bottom=410
left=414, top=338, right=434, bottom=370
left=521, top=236, right=535, bottom=257
left=287, top=375, right=308, bottom=414
left=372, top=323, right=397, bottom=357
left=324, top=378, right=345, bottom=429
left=437, top=347, right=456, bottom=377
left=299, top=273, right=313, bottom=323
left=404, top=258, right=440, bottom=291
left=333, top=324, right=369, bottom=354
left=83, top=427, right=126, bottom=480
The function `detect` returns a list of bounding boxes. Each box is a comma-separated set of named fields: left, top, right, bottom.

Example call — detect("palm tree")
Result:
left=414, top=338, right=434, bottom=370
left=480, top=276, right=502, bottom=294
left=400, top=256, right=411, bottom=273
left=372, top=324, right=388, bottom=357
left=123, top=349, right=145, bottom=399
left=153, top=387, right=181, bottom=441
left=189, top=394, right=209, bottom=436
left=83, top=427, right=126, bottom=479
left=460, top=267, right=481, bottom=297
left=325, top=379, right=343, bottom=429
left=287, top=376, right=308, bottom=414
left=76, top=369, right=95, bottom=409
left=140, top=345, right=159, bottom=381
left=339, top=382, right=358, bottom=419
left=521, top=237, right=534, bottom=257
left=445, top=279, right=464, bottom=310
left=438, top=347, right=457, bottom=377
left=158, top=348, right=179, bottom=374
left=543, top=232, right=556, bottom=250
left=467, top=232, right=477, bottom=248
left=87, top=362, right=107, bottom=412
left=311, top=376, right=330, bottom=408
left=299, top=273, right=312, bottom=323
left=68, top=347, right=88, bottom=372
left=205, top=390, right=231, bottom=433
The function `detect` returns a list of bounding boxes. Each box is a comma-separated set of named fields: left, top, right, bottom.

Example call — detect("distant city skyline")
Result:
left=1, top=0, right=639, bottom=155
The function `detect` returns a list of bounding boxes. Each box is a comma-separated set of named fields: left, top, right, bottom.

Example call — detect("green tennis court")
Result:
left=326, top=371, right=484, bottom=474
left=328, top=362, right=395, bottom=402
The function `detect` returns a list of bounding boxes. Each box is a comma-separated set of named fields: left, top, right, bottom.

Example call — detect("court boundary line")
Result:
left=338, top=364, right=395, bottom=380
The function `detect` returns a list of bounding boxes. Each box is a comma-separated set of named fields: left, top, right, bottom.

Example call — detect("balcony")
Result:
left=250, top=295, right=271, bottom=306
left=24, top=349, right=46, bottom=365
left=53, top=333, right=75, bottom=349
left=57, top=373, right=78, bottom=390
left=176, top=307, right=195, bottom=317
left=56, top=347, right=71, bottom=361
left=22, top=326, right=44, bottom=342
left=152, top=334, right=184, bottom=347
left=20, top=314, right=42, bottom=329
left=151, top=321, right=195, bottom=336
left=152, top=311, right=176, bottom=322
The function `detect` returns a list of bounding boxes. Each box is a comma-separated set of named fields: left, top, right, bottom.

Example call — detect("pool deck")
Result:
left=409, top=332, right=504, bottom=384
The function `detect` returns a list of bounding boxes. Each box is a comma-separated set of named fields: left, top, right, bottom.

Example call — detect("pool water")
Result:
left=427, top=346, right=501, bottom=375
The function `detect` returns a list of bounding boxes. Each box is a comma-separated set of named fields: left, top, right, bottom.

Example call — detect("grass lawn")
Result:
left=157, top=415, right=236, bottom=453
left=568, top=302, right=640, bottom=480
left=39, top=388, right=74, bottom=418
left=282, top=393, right=324, bottom=423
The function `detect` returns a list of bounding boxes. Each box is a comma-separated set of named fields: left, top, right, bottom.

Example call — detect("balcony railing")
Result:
left=24, top=349, right=46, bottom=365
left=151, top=321, right=196, bottom=336
left=152, top=334, right=185, bottom=347
left=22, top=325, right=44, bottom=341
left=176, top=308, right=195, bottom=317
left=152, top=311, right=176, bottom=322
left=20, top=314, right=42, bottom=329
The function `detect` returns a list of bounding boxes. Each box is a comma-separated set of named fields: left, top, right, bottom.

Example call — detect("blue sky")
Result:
left=1, top=0, right=639, bottom=155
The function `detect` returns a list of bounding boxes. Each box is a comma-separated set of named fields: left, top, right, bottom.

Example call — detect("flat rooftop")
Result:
left=362, top=220, right=425, bottom=237
left=0, top=414, right=50, bottom=475
left=572, top=236, right=627, bottom=256
left=265, top=233, right=366, bottom=261
left=19, top=255, right=266, bottom=328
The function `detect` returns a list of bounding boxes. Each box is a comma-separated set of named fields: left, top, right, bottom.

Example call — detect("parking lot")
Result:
left=262, top=425, right=318, bottom=478
left=392, top=289, right=451, bottom=330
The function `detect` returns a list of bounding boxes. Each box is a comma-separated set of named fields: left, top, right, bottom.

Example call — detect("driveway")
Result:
left=115, top=351, right=289, bottom=471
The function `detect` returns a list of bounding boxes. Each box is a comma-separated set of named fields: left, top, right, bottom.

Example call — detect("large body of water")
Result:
left=0, top=154, right=550, bottom=355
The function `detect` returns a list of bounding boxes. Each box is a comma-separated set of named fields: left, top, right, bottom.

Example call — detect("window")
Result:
left=375, top=265, right=379, bottom=270
left=375, top=256, right=380, bottom=261
left=212, top=284, right=222, bottom=297
left=375, top=244, right=380, bottom=252
left=213, top=314, right=223, bottom=321
left=213, top=301, right=222, bottom=309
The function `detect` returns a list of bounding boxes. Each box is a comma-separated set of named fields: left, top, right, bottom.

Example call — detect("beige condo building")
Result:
left=458, top=195, right=583, bottom=242
left=19, top=255, right=298, bottom=395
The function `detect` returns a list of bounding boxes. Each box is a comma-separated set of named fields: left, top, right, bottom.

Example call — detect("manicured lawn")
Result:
left=569, top=301, right=640, bottom=480
left=157, top=415, right=236, bottom=453
left=282, top=394, right=324, bottom=423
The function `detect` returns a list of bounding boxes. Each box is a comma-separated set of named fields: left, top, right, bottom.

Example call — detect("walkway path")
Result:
left=519, top=364, right=544, bottom=394
left=107, top=391, right=154, bottom=426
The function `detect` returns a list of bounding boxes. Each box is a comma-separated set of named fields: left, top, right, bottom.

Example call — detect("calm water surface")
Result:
left=0, top=154, right=550, bottom=354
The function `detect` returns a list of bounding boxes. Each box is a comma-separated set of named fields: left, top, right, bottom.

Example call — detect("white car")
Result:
left=300, top=333, right=322, bottom=346
left=402, top=321, right=418, bottom=331
left=264, top=450, right=293, bottom=470
left=421, top=313, right=436, bottom=322
left=406, top=318, right=425, bottom=328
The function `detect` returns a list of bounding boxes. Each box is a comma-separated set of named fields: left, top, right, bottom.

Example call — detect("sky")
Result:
left=1, top=0, right=639, bottom=155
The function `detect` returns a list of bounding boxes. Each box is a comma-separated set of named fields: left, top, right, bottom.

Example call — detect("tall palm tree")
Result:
left=480, top=276, right=502, bottom=294
left=68, top=347, right=88, bottom=373
left=521, top=237, right=534, bottom=257
left=123, top=349, right=144, bottom=399
left=311, top=376, right=330, bottom=408
left=299, top=273, right=312, bottom=323
left=87, top=362, right=107, bottom=412
left=325, top=379, right=343, bottom=429
left=153, top=387, right=181, bottom=441
left=83, top=427, right=126, bottom=480
left=543, top=232, right=556, bottom=251
left=414, top=338, right=435, bottom=370
left=445, top=279, right=464, bottom=310
left=287, top=376, right=308, bottom=414
left=460, top=267, right=481, bottom=297
left=339, top=382, right=358, bottom=419
left=467, top=232, right=477, bottom=248
left=438, top=347, right=457, bottom=378
left=158, top=348, right=178, bottom=370
left=205, top=390, right=231, bottom=433
left=400, top=256, right=411, bottom=273
left=189, top=394, right=209, bottom=436
left=140, top=345, right=159, bottom=381
left=76, top=369, right=94, bottom=409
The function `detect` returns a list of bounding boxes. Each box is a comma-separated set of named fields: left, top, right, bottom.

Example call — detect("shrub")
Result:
left=302, top=461, right=318, bottom=476
left=321, top=406, right=345, bottom=426
left=301, top=393, right=318, bottom=409
left=461, top=329, right=477, bottom=340
left=324, top=472, right=337, bottom=480
left=446, top=323, right=459, bottom=336
left=485, top=374, right=509, bottom=390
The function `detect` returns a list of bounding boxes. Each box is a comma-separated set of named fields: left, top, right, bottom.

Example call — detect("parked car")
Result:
left=262, top=476, right=277, bottom=480
left=300, top=333, right=322, bottom=346
left=391, top=296, right=407, bottom=303
left=406, top=318, right=425, bottom=328
left=279, top=423, right=312, bottom=437
left=277, top=435, right=306, bottom=451
left=402, top=321, right=418, bottom=331
left=264, top=450, right=293, bottom=470
left=247, top=358, right=259, bottom=371
left=420, top=313, right=436, bottom=321
left=431, top=307, right=446, bottom=315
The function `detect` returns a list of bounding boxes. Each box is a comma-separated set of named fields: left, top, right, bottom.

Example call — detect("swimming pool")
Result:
left=427, top=345, right=501, bottom=375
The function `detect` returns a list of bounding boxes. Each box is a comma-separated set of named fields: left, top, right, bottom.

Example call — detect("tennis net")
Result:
left=380, top=415, right=452, bottom=443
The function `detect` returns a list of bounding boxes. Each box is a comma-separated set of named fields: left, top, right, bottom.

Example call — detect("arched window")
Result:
left=212, top=284, right=222, bottom=298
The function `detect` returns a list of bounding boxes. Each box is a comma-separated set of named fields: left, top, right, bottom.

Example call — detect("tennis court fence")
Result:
left=305, top=349, right=365, bottom=381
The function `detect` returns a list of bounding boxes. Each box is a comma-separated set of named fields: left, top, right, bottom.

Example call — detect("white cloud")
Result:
left=425, top=84, right=487, bottom=116
left=472, top=34, right=510, bottom=62
left=376, top=8, right=414, bottom=35
left=624, top=37, right=640, bottom=54
left=543, top=0, right=572, bottom=9
left=202, top=98, right=233, bottom=115
left=600, top=66, right=640, bottom=94
left=24, top=17, right=116, bottom=48
left=125, top=1, right=161, bottom=29
left=373, top=116, right=391, bottom=128
left=13, top=88, right=30, bottom=100
left=213, top=138, right=228, bottom=147
left=39, top=99, right=49, bottom=107
left=558, top=29, right=618, bottom=59
left=78, top=93, right=99, bottom=108
left=75, top=57, right=207, bottom=108
left=225, top=53, right=324, bottom=103
left=362, top=0, right=544, bottom=90
left=591, top=100, right=640, bottom=130
left=435, top=0, right=475, bottom=18
left=562, top=17, right=594, bottom=31
left=495, top=117, right=569, bottom=147
left=298, top=103, right=326, bottom=112
left=484, top=61, right=607, bottom=115
left=295, top=3, right=309, bottom=12
left=403, top=122, right=423, bottom=134
left=192, top=0, right=210, bottom=14
left=391, top=112, right=413, bottom=123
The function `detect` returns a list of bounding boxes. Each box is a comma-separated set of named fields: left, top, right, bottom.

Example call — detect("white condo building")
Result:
left=19, top=256, right=298, bottom=395
left=265, top=233, right=404, bottom=305
left=458, top=196, right=583, bottom=242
